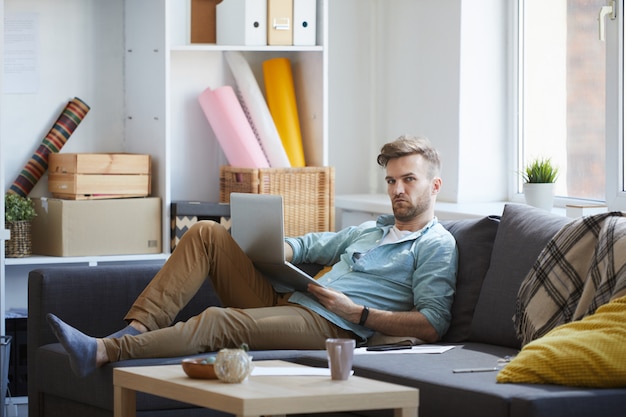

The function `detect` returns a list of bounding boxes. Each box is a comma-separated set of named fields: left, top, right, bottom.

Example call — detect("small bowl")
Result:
left=181, top=357, right=218, bottom=379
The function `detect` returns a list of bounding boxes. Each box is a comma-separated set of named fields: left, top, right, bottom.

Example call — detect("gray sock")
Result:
left=46, top=313, right=97, bottom=377
left=107, top=325, right=141, bottom=339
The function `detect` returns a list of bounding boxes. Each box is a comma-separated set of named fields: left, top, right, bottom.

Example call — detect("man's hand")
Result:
left=307, top=284, right=362, bottom=323
left=284, top=242, right=294, bottom=262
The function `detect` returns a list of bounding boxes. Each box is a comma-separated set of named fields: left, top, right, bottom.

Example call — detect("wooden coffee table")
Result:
left=113, top=360, right=419, bottom=417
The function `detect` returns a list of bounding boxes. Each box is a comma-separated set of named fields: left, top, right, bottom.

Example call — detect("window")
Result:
left=517, top=0, right=623, bottom=208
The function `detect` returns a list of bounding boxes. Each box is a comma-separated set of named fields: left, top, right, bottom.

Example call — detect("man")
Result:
left=48, top=135, right=458, bottom=377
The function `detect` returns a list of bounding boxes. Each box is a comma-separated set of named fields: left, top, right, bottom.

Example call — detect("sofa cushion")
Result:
left=441, top=215, right=500, bottom=342
left=296, top=342, right=626, bottom=417
left=469, top=204, right=571, bottom=348
left=297, top=343, right=520, bottom=417
left=497, top=294, right=626, bottom=388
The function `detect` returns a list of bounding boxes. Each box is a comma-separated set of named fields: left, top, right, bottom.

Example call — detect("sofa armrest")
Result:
left=29, top=265, right=159, bottom=347
left=27, top=264, right=221, bottom=375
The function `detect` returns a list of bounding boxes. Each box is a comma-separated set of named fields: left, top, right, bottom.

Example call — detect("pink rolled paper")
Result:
left=198, top=86, right=270, bottom=168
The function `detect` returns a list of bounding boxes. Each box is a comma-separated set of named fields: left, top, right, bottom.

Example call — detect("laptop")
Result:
left=230, top=193, right=325, bottom=292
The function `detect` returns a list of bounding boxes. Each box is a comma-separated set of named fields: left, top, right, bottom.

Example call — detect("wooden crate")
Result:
left=219, top=165, right=335, bottom=237
left=48, top=153, right=151, bottom=200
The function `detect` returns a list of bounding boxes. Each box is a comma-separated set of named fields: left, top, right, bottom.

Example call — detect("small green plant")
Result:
left=521, top=157, right=559, bottom=183
left=5, top=193, right=37, bottom=222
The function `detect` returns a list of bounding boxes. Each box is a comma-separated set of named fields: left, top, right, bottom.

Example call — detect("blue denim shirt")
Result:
left=286, top=214, right=458, bottom=342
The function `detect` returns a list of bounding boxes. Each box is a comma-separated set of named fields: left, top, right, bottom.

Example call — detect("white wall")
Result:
left=457, top=0, right=508, bottom=202
left=327, top=0, right=379, bottom=194
left=328, top=0, right=509, bottom=203
left=2, top=0, right=125, bottom=198
left=378, top=0, right=463, bottom=202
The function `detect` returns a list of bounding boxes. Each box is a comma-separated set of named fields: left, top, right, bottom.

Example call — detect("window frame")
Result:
left=513, top=0, right=625, bottom=210
left=605, top=0, right=625, bottom=210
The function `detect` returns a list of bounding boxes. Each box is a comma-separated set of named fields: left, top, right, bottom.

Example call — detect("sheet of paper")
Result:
left=4, top=13, right=39, bottom=94
left=354, top=345, right=456, bottom=355
left=251, top=367, right=336, bottom=376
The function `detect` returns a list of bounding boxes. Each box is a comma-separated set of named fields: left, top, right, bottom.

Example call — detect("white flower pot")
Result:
left=523, top=183, right=555, bottom=211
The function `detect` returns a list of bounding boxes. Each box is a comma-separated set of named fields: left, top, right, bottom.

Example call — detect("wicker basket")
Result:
left=220, top=166, right=335, bottom=237
left=5, top=220, right=32, bottom=258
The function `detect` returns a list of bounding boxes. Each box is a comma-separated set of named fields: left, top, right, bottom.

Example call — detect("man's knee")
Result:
left=188, top=220, right=229, bottom=240
left=179, top=221, right=236, bottom=258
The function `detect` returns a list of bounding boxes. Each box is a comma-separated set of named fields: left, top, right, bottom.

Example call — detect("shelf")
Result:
left=336, top=194, right=507, bottom=220
left=4, top=253, right=168, bottom=267
left=336, top=194, right=570, bottom=224
left=170, top=44, right=323, bottom=52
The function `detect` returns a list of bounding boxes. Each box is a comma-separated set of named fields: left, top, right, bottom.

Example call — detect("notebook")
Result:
left=230, top=193, right=324, bottom=292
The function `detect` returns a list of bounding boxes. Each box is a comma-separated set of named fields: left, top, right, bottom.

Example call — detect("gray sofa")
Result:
left=27, top=203, right=626, bottom=417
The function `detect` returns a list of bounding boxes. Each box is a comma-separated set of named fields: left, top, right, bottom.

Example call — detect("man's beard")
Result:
left=392, top=199, right=428, bottom=222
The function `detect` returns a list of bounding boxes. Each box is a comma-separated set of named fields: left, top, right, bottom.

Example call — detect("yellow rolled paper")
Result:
left=263, top=57, right=306, bottom=167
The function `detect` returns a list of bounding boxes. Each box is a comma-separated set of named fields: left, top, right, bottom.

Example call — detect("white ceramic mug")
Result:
left=326, top=338, right=356, bottom=380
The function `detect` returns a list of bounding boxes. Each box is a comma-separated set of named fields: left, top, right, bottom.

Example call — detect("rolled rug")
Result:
left=263, top=57, right=306, bottom=167
left=8, top=97, right=90, bottom=197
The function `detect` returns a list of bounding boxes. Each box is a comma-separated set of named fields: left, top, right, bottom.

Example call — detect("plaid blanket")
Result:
left=514, top=211, right=626, bottom=347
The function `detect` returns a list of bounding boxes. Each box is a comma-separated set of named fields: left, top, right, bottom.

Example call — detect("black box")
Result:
left=171, top=201, right=230, bottom=251
left=6, top=317, right=27, bottom=397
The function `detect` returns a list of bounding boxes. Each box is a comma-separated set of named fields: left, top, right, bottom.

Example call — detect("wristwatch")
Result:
left=359, top=305, right=370, bottom=326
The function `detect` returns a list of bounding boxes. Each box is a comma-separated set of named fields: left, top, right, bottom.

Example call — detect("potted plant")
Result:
left=521, top=157, right=559, bottom=211
left=5, top=193, right=37, bottom=257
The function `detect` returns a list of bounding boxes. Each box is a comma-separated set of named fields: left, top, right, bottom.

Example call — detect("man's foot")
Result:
left=46, top=313, right=98, bottom=377
left=107, top=325, right=142, bottom=339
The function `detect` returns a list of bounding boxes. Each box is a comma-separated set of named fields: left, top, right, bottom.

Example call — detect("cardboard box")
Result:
left=190, top=0, right=221, bottom=43
left=48, top=153, right=151, bottom=200
left=31, top=197, right=162, bottom=256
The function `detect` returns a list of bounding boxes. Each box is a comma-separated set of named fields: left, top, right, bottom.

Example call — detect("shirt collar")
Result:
left=376, top=214, right=438, bottom=242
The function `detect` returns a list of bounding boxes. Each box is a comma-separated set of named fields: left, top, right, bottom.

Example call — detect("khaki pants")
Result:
left=103, top=221, right=354, bottom=361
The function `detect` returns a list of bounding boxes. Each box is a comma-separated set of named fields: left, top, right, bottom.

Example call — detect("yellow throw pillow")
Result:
left=497, top=295, right=626, bottom=388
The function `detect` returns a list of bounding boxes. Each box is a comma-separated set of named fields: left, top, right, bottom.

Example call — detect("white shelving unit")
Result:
left=0, top=2, right=328, bottom=412
left=123, top=0, right=328, bottom=210
left=0, top=0, right=328, bottom=305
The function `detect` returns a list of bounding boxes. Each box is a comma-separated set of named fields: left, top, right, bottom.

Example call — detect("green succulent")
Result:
left=5, top=193, right=37, bottom=222
left=521, top=157, right=559, bottom=183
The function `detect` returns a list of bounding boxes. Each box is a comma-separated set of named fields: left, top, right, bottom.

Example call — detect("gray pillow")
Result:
left=440, top=216, right=500, bottom=342
left=469, top=204, right=571, bottom=348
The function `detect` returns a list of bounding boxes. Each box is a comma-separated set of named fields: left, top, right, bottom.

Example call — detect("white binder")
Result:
left=216, top=0, right=267, bottom=46
left=293, top=0, right=317, bottom=46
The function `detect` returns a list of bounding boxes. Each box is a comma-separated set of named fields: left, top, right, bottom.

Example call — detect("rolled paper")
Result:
left=225, top=51, right=291, bottom=168
left=8, top=97, right=90, bottom=197
left=198, top=86, right=270, bottom=168
left=263, top=57, right=306, bottom=167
